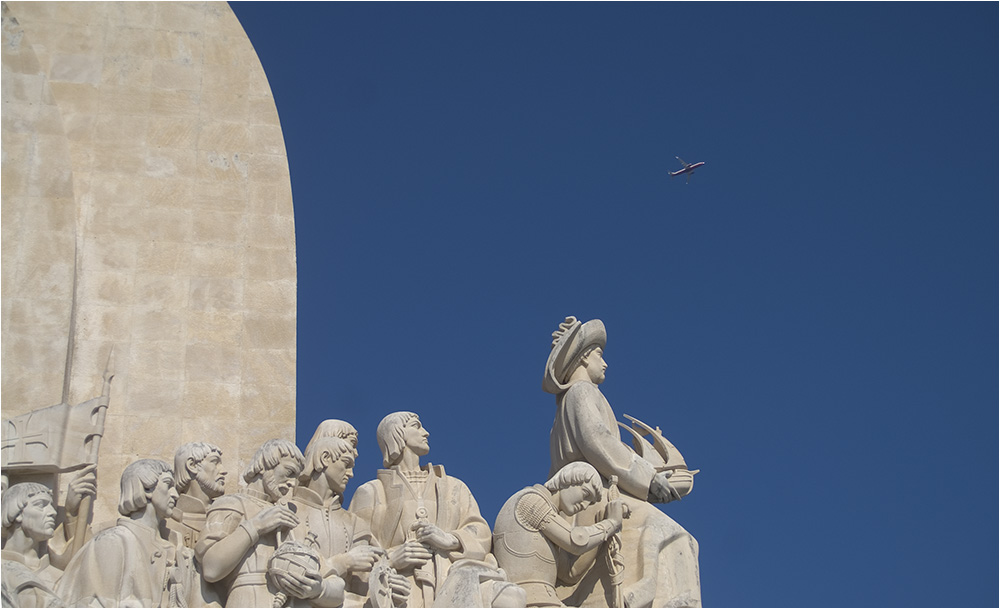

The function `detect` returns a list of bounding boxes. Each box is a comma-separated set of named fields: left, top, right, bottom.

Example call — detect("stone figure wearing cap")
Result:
left=492, top=462, right=625, bottom=607
left=543, top=316, right=701, bottom=607
left=199, top=438, right=345, bottom=607
left=347, top=412, right=497, bottom=608
left=289, top=432, right=410, bottom=607
left=56, top=459, right=192, bottom=607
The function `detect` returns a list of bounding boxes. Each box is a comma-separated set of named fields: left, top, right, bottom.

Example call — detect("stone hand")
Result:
left=605, top=498, right=624, bottom=526
left=249, top=504, right=298, bottom=535
left=274, top=569, right=324, bottom=600
left=65, top=464, right=98, bottom=517
left=388, top=571, right=411, bottom=606
left=389, top=540, right=433, bottom=570
left=343, top=545, right=383, bottom=572
left=412, top=522, right=460, bottom=552
left=650, top=470, right=694, bottom=504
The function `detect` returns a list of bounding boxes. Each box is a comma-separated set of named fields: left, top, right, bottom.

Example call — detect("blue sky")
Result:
left=231, top=4, right=997, bottom=607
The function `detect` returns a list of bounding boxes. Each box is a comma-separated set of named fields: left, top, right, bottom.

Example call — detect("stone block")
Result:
left=192, top=209, right=244, bottom=244
left=246, top=246, right=296, bottom=281
left=188, top=277, right=242, bottom=311
left=185, top=342, right=242, bottom=384
left=243, top=314, right=296, bottom=350
left=185, top=245, right=241, bottom=278
left=147, top=116, right=200, bottom=149
left=185, top=310, right=243, bottom=345
left=49, top=53, right=102, bottom=84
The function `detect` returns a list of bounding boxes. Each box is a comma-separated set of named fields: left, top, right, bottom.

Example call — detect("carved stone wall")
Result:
left=1, top=1, right=296, bottom=524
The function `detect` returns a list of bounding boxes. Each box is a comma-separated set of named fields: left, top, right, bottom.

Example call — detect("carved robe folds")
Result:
left=551, top=381, right=701, bottom=608
left=349, top=465, right=491, bottom=608
left=55, top=519, right=186, bottom=607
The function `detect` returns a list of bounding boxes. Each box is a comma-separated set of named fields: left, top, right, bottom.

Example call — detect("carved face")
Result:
left=19, top=493, right=57, bottom=542
left=194, top=453, right=227, bottom=499
left=558, top=483, right=599, bottom=515
left=325, top=452, right=355, bottom=494
left=403, top=417, right=430, bottom=456
left=150, top=472, right=179, bottom=520
left=262, top=456, right=301, bottom=502
left=582, top=347, right=607, bottom=384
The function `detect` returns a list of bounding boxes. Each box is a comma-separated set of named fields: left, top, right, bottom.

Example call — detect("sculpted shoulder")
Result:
left=564, top=380, right=602, bottom=402
left=205, top=494, right=247, bottom=514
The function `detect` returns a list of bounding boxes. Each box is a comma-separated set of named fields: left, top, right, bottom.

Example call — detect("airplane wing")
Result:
left=676, top=156, right=690, bottom=168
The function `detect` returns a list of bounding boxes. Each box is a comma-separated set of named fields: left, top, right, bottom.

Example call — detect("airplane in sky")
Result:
left=669, top=157, right=706, bottom=183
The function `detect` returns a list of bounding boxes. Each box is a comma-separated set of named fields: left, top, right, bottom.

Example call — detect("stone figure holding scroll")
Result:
left=290, top=433, right=409, bottom=607
left=543, top=317, right=701, bottom=607
left=56, top=459, right=190, bottom=607
left=493, top=462, right=624, bottom=607
left=348, top=412, right=499, bottom=608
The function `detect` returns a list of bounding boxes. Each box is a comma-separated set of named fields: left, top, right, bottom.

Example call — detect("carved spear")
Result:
left=605, top=476, right=626, bottom=608
left=69, top=347, right=115, bottom=555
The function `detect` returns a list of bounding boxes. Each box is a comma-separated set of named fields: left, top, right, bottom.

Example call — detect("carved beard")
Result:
left=195, top=468, right=225, bottom=499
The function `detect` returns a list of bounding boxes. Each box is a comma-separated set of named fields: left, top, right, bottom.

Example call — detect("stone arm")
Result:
left=540, top=513, right=620, bottom=556
left=197, top=501, right=256, bottom=583
left=563, top=383, right=656, bottom=500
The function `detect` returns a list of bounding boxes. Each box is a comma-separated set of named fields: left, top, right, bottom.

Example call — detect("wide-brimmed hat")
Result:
left=542, top=316, right=606, bottom=394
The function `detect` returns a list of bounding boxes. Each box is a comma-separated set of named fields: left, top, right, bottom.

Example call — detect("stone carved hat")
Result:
left=543, top=316, right=606, bottom=395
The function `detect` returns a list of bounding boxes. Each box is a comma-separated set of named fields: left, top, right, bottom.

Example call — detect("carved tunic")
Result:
left=1, top=551, right=64, bottom=608
left=550, top=381, right=655, bottom=500
left=168, top=494, right=209, bottom=550
left=55, top=518, right=181, bottom=608
left=201, top=490, right=282, bottom=608
left=348, top=464, right=491, bottom=608
left=289, top=486, right=374, bottom=603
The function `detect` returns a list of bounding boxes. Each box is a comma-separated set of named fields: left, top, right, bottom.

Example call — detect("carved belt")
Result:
left=231, top=572, right=268, bottom=588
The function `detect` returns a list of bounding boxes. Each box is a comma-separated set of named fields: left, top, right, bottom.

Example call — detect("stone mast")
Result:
left=1, top=1, right=298, bottom=525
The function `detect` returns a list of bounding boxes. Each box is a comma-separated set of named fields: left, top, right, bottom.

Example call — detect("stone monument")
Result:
left=1, top=1, right=298, bottom=525
left=2, top=3, right=707, bottom=608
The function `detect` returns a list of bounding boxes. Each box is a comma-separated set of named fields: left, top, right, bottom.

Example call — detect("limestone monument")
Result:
left=543, top=317, right=701, bottom=607
left=1, top=0, right=298, bottom=526
left=2, top=3, right=707, bottom=608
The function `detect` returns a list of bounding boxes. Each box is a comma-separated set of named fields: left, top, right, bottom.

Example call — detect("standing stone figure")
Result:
left=199, top=438, right=343, bottom=607
left=55, top=459, right=189, bottom=607
left=1, top=483, right=66, bottom=607
left=170, top=442, right=228, bottom=550
left=291, top=434, right=409, bottom=607
left=493, top=462, right=624, bottom=607
left=348, top=412, right=494, bottom=608
left=543, top=317, right=701, bottom=607
left=170, top=441, right=228, bottom=607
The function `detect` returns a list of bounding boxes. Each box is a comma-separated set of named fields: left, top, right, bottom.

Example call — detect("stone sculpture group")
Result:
left=1, top=317, right=700, bottom=608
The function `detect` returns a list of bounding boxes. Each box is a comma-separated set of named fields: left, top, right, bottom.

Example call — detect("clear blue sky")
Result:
left=231, top=4, right=997, bottom=607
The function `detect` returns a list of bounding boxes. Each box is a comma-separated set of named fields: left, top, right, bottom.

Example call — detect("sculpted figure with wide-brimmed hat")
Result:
left=543, top=316, right=701, bottom=608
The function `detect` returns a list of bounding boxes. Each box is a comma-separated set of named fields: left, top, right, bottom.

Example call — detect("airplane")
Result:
left=669, top=157, right=706, bottom=183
